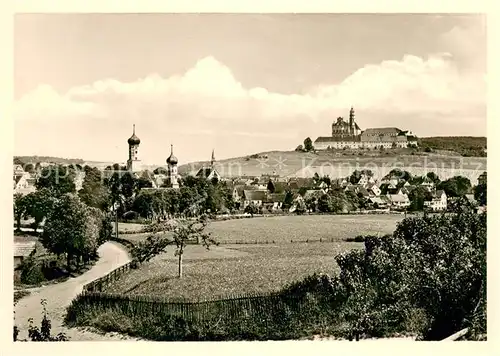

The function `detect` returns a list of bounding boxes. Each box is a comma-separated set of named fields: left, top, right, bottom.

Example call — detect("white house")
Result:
left=387, top=193, right=410, bottom=210
left=424, top=190, right=447, bottom=212
left=242, top=190, right=267, bottom=209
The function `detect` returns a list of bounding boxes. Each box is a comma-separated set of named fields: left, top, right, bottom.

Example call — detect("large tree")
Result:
left=303, top=137, right=314, bottom=152
left=41, top=194, right=93, bottom=270
left=78, top=166, right=110, bottom=211
left=23, top=188, right=57, bottom=232
left=35, top=165, right=76, bottom=196
left=408, top=186, right=433, bottom=211
left=14, top=193, right=28, bottom=232
left=437, top=176, right=472, bottom=197
left=474, top=183, right=487, bottom=206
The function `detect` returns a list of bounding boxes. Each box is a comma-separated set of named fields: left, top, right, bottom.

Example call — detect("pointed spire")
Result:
left=211, top=149, right=216, bottom=166
left=171, top=144, right=174, bottom=155
left=133, top=124, right=135, bottom=134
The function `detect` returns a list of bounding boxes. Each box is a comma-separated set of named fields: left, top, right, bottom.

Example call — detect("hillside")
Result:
left=14, top=156, right=86, bottom=165
left=179, top=146, right=487, bottom=182
left=418, top=136, right=486, bottom=157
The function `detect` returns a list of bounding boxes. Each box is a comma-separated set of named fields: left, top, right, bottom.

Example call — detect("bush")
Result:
left=335, top=209, right=486, bottom=340
left=20, top=257, right=46, bottom=285
left=14, top=299, right=68, bottom=341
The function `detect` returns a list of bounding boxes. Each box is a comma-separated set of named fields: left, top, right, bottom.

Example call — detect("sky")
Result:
left=14, top=13, right=486, bottom=165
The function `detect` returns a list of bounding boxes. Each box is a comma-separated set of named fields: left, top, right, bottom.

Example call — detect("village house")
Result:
left=242, top=190, right=267, bottom=209
left=358, top=174, right=375, bottom=187
left=420, top=176, right=436, bottom=192
left=387, top=193, right=411, bottom=210
left=369, top=196, right=389, bottom=210
left=287, top=178, right=314, bottom=191
left=13, top=237, right=36, bottom=269
left=263, top=193, right=286, bottom=211
left=366, top=182, right=381, bottom=196
left=13, top=165, right=36, bottom=195
left=424, top=190, right=447, bottom=212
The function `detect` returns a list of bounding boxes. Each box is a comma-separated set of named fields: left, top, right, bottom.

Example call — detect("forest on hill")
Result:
left=418, top=136, right=486, bottom=157
left=14, top=156, right=85, bottom=166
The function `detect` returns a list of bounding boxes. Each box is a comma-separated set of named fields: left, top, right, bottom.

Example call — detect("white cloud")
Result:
left=14, top=51, right=486, bottom=163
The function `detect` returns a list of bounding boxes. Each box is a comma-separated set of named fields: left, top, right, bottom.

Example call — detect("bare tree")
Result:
left=131, top=215, right=217, bottom=278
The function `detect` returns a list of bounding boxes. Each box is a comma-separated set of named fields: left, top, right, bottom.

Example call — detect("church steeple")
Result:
left=349, top=106, right=355, bottom=135
left=211, top=149, right=216, bottom=167
left=127, top=124, right=141, bottom=172
left=166, top=144, right=179, bottom=189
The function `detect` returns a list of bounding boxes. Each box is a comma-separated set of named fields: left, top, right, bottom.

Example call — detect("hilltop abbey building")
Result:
left=314, top=107, right=418, bottom=150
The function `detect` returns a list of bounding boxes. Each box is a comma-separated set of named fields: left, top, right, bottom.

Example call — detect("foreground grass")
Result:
left=105, top=241, right=359, bottom=300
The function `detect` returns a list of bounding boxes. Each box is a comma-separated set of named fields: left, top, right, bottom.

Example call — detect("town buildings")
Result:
left=314, top=107, right=418, bottom=150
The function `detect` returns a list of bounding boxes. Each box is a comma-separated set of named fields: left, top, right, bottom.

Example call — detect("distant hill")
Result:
left=179, top=138, right=487, bottom=181
left=14, top=156, right=86, bottom=165
left=418, top=136, right=486, bottom=157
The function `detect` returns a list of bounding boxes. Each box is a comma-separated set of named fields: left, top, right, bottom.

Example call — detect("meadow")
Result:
left=106, top=215, right=404, bottom=300
left=118, top=214, right=405, bottom=245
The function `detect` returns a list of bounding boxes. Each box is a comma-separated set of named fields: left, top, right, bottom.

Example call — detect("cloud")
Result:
left=439, top=15, right=486, bottom=70
left=14, top=52, right=486, bottom=163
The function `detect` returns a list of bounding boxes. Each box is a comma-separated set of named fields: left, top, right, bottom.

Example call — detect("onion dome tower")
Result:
left=166, top=144, right=179, bottom=189
left=127, top=124, right=142, bottom=172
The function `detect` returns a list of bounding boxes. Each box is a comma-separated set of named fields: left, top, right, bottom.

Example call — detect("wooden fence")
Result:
left=66, top=288, right=335, bottom=335
left=83, top=261, right=134, bottom=292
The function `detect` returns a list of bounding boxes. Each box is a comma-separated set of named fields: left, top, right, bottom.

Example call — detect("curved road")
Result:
left=14, top=241, right=139, bottom=341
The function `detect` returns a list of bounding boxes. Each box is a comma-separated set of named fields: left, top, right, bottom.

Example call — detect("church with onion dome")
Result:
left=126, top=124, right=142, bottom=172
left=125, top=124, right=180, bottom=189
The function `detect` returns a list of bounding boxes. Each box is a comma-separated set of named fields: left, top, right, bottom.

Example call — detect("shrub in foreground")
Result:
left=14, top=299, right=68, bottom=342
left=335, top=208, right=486, bottom=340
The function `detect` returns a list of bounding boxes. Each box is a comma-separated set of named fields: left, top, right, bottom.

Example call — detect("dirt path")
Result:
left=14, top=241, right=141, bottom=341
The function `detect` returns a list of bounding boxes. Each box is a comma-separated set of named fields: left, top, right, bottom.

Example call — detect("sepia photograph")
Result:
left=11, top=12, right=487, bottom=343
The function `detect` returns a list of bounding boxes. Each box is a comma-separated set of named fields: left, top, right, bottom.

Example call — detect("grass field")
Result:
left=106, top=215, right=404, bottom=300
left=205, top=214, right=404, bottom=243
left=104, top=241, right=359, bottom=300
left=118, top=214, right=405, bottom=246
